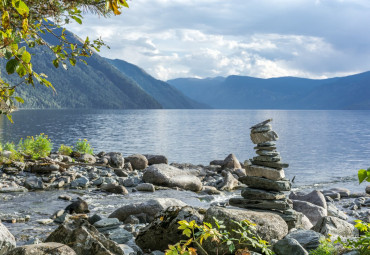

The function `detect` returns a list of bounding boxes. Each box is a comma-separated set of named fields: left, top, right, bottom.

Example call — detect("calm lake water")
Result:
left=1, top=109, right=369, bottom=192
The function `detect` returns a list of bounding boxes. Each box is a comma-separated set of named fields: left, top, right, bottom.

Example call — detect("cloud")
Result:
left=66, top=0, right=370, bottom=80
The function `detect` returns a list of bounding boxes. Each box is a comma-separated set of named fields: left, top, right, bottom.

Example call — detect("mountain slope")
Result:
left=106, top=58, right=207, bottom=109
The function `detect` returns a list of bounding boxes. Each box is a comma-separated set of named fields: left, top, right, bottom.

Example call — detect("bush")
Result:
left=74, top=139, right=93, bottom=155
left=17, top=134, right=53, bottom=159
left=336, top=220, right=370, bottom=255
left=58, top=144, right=73, bottom=156
left=4, top=142, right=16, bottom=152
left=309, top=237, right=337, bottom=255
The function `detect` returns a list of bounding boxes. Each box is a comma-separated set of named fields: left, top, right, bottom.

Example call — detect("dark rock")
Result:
left=253, top=145, right=277, bottom=151
left=251, top=160, right=289, bottom=170
left=24, top=176, right=44, bottom=190
left=65, top=198, right=89, bottom=214
left=6, top=242, right=76, bottom=255
left=241, top=187, right=286, bottom=200
left=210, top=160, right=224, bottom=166
left=289, top=190, right=327, bottom=209
left=239, top=176, right=291, bottom=191
left=31, top=163, right=60, bottom=174
left=125, top=154, right=148, bottom=170
left=366, top=185, right=370, bottom=194
left=0, top=222, right=16, bottom=254
left=285, top=229, right=324, bottom=250
left=251, top=124, right=272, bottom=133
left=321, top=190, right=341, bottom=200
left=106, top=152, right=125, bottom=169
left=88, top=214, right=102, bottom=225
left=273, top=238, right=308, bottom=255
left=144, top=154, right=168, bottom=165
left=222, top=154, right=241, bottom=169
left=253, top=155, right=281, bottom=162
left=229, top=197, right=292, bottom=211
left=113, top=169, right=128, bottom=177
left=100, top=183, right=128, bottom=194
left=255, top=150, right=279, bottom=157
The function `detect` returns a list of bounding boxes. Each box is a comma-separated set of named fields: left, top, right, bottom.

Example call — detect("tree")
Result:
left=0, top=0, right=129, bottom=121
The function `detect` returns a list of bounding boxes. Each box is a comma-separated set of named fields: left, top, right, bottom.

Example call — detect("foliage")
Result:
left=3, top=141, right=15, bottom=151
left=74, top=139, right=93, bottom=155
left=358, top=168, right=370, bottom=184
left=336, top=220, right=370, bottom=255
left=165, top=218, right=273, bottom=255
left=0, top=141, right=2, bottom=152
left=309, top=237, right=337, bottom=255
left=0, top=0, right=129, bottom=121
left=17, top=133, right=52, bottom=159
left=58, top=144, right=73, bottom=156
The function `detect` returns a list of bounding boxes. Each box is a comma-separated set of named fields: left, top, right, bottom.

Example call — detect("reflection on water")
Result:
left=1, top=109, right=370, bottom=191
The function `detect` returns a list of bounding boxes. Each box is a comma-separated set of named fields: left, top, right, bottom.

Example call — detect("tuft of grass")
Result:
left=74, top=139, right=93, bottom=155
left=58, top=144, right=73, bottom=156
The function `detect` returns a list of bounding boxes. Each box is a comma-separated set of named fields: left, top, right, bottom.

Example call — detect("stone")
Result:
left=289, top=190, right=327, bottom=209
left=285, top=229, right=324, bottom=251
left=6, top=242, right=76, bottom=255
left=201, top=186, right=221, bottom=195
left=327, top=203, right=348, bottom=220
left=136, top=206, right=204, bottom=252
left=142, top=164, right=202, bottom=192
left=245, top=165, right=285, bottom=181
left=113, top=169, right=128, bottom=177
left=65, top=198, right=89, bottom=214
left=239, top=176, right=291, bottom=191
left=45, top=219, right=124, bottom=255
left=251, top=124, right=272, bottom=133
left=250, top=119, right=273, bottom=129
left=218, top=170, right=239, bottom=191
left=106, top=152, right=125, bottom=168
left=70, top=177, right=89, bottom=188
left=122, top=177, right=141, bottom=187
left=229, top=197, right=293, bottom=211
left=328, top=188, right=351, bottom=198
left=209, top=160, right=224, bottom=166
left=312, top=216, right=358, bottom=237
left=144, top=154, right=168, bottom=165
left=125, top=154, right=148, bottom=170
left=58, top=195, right=72, bottom=201
left=222, top=153, right=242, bottom=169
left=203, top=207, right=288, bottom=254
left=109, top=198, right=186, bottom=223
left=24, top=176, right=44, bottom=190
left=366, top=185, right=370, bottom=194
left=251, top=160, right=289, bottom=170
left=301, top=215, right=314, bottom=230
left=273, top=238, right=309, bottom=255
left=253, top=155, right=281, bottom=162
left=78, top=154, right=96, bottom=164
left=241, top=187, right=286, bottom=200
left=93, top=218, right=121, bottom=230
left=136, top=183, right=155, bottom=192
left=100, top=183, right=128, bottom=194
left=0, top=222, right=16, bottom=255
left=250, top=130, right=279, bottom=144
left=31, top=163, right=60, bottom=174
left=102, top=228, right=133, bottom=244
left=255, top=150, right=279, bottom=157
left=254, top=145, right=277, bottom=151
left=292, top=200, right=327, bottom=225
left=321, top=190, right=341, bottom=200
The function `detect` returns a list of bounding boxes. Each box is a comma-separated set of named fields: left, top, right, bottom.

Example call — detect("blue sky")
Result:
left=67, top=0, right=370, bottom=80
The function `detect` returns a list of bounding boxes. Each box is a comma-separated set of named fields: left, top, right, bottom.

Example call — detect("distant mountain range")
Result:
left=168, top=72, right=370, bottom=110
left=0, top=27, right=204, bottom=110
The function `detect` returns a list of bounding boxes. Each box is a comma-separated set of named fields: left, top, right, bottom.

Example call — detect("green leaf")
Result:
left=358, top=169, right=368, bottom=184
left=6, top=59, right=20, bottom=74
left=183, top=228, right=192, bottom=238
left=69, top=58, right=76, bottom=66
left=71, top=16, right=82, bottom=24
left=14, top=96, right=24, bottom=104
left=53, top=59, right=59, bottom=68
left=16, top=64, right=27, bottom=77
left=6, top=114, right=13, bottom=123
left=12, top=0, right=29, bottom=16
left=21, top=51, right=31, bottom=63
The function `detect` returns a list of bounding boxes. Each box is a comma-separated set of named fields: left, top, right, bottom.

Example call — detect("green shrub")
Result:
left=17, top=134, right=53, bottom=159
left=74, top=139, right=93, bottom=155
left=0, top=142, right=3, bottom=152
left=17, top=137, right=34, bottom=155
left=310, top=237, right=337, bottom=255
left=336, top=220, right=370, bottom=255
left=58, top=144, right=73, bottom=156
left=4, top=142, right=16, bottom=152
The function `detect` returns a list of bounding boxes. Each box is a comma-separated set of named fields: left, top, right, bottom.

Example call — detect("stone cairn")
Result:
left=229, top=119, right=302, bottom=229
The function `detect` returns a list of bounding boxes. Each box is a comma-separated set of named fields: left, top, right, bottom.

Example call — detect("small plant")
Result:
left=0, top=142, right=3, bottom=152
left=336, top=220, right=370, bottom=255
left=17, top=134, right=53, bottom=160
left=309, top=236, right=337, bottom=255
left=58, top=144, right=73, bottom=156
left=17, top=137, right=34, bottom=155
left=4, top=142, right=16, bottom=152
left=74, top=139, right=93, bottom=155
left=358, top=168, right=370, bottom=184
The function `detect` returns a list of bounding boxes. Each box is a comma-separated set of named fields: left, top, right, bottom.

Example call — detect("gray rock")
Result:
left=136, top=206, right=203, bottom=252
left=118, top=244, right=135, bottom=255
left=0, top=222, right=16, bottom=255
left=301, top=214, right=314, bottom=230
left=93, top=218, right=121, bottom=229
left=251, top=124, right=272, bottom=133
left=273, top=238, right=308, bottom=255
left=88, top=214, right=103, bottom=225
left=125, top=154, right=148, bottom=170
left=45, top=219, right=124, bottom=255
left=239, top=176, right=291, bottom=191
left=241, top=187, right=286, bottom=200
left=229, top=197, right=292, bottom=211
left=322, top=190, right=341, bottom=200
left=142, top=164, right=202, bottom=192
left=255, top=150, right=279, bottom=157
left=6, top=242, right=76, bottom=255
left=58, top=195, right=72, bottom=201
left=24, top=176, right=44, bottom=190
left=222, top=153, right=241, bottom=169
left=250, top=130, right=279, bottom=144
left=289, top=190, right=327, bottom=209
left=365, top=185, right=370, bottom=194
left=209, top=159, right=224, bottom=166
left=329, top=187, right=351, bottom=198
left=327, top=203, right=348, bottom=220
left=251, top=160, right=289, bottom=170
left=145, top=154, right=168, bottom=165
left=106, top=152, right=125, bottom=168
left=100, top=183, right=128, bottom=194
left=312, top=216, right=358, bottom=237
left=70, top=176, right=89, bottom=188
left=65, top=198, right=89, bottom=214
left=245, top=165, right=285, bottom=180
left=285, top=229, right=324, bottom=250
left=292, top=200, right=327, bottom=225
left=136, top=183, right=155, bottom=192
left=78, top=154, right=96, bottom=164
left=201, top=186, right=221, bottom=195
left=218, top=170, right=239, bottom=191
left=254, top=145, right=277, bottom=151
left=253, top=155, right=281, bottom=162
left=103, top=228, right=133, bottom=244
left=250, top=119, right=273, bottom=129
left=109, top=198, right=186, bottom=223
left=122, top=177, right=141, bottom=187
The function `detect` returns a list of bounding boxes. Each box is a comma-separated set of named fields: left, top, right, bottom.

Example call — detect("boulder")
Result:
left=142, top=164, right=202, bottom=192
left=65, top=198, right=89, bottom=214
left=203, top=207, right=288, bottom=254
left=366, top=185, right=370, bottom=194
left=100, top=183, right=128, bottom=194
left=136, top=183, right=155, bottom=192
left=70, top=177, right=89, bottom=188
left=239, top=176, right=291, bottom=191
left=230, top=197, right=292, bottom=211
left=144, top=155, right=168, bottom=165
left=222, top=154, right=241, bottom=169
left=327, top=203, right=348, bottom=220
left=328, top=188, right=350, bottom=198
left=312, top=216, right=358, bottom=237
left=210, top=160, right=224, bottom=166
left=289, top=190, right=327, bottom=209
left=245, top=165, right=285, bottom=181
left=273, top=238, right=308, bottom=255
left=285, top=230, right=324, bottom=251
left=109, top=198, right=186, bottom=223
left=136, top=206, right=203, bottom=252
left=292, top=200, right=326, bottom=226
left=301, top=215, right=314, bottom=230
left=218, top=171, right=239, bottom=191
left=125, top=154, right=148, bottom=170
left=0, top=222, right=16, bottom=255
left=321, top=190, right=341, bottom=200
left=106, top=152, right=125, bottom=169
left=6, top=242, right=76, bottom=255
left=31, top=163, right=60, bottom=174
left=45, top=220, right=124, bottom=255
left=24, top=176, right=44, bottom=190
left=250, top=131, right=278, bottom=144
left=78, top=154, right=96, bottom=164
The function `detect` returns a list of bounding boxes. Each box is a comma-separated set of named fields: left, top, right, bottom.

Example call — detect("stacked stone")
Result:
left=229, top=119, right=300, bottom=229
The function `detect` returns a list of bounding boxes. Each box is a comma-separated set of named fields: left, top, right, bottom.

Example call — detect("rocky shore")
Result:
left=1, top=120, right=369, bottom=255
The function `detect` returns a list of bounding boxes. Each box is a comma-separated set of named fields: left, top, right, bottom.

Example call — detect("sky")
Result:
left=67, top=0, right=370, bottom=81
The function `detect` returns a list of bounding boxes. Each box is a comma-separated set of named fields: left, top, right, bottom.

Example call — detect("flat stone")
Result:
left=93, top=218, right=121, bottom=229
left=251, top=160, right=289, bottom=169
left=239, top=176, right=291, bottom=191
left=102, top=228, right=133, bottom=244
left=253, top=155, right=281, bottom=162
left=136, top=183, right=155, bottom=192
left=254, top=146, right=277, bottom=151
left=229, top=197, right=292, bottom=211
left=250, top=119, right=273, bottom=129
left=251, top=124, right=272, bottom=133
left=328, top=187, right=350, bottom=198
left=257, top=141, right=276, bottom=147
left=31, top=163, right=60, bottom=174
left=289, top=190, right=327, bottom=209
left=250, top=130, right=279, bottom=144
left=255, top=150, right=279, bottom=156
left=245, top=165, right=285, bottom=180
left=285, top=230, right=324, bottom=251
left=273, top=238, right=309, bottom=255
left=241, top=187, right=286, bottom=200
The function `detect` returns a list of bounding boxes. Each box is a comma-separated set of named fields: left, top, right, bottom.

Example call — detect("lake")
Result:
left=1, top=109, right=369, bottom=192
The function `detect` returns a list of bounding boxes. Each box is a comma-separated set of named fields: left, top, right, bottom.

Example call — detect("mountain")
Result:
left=168, top=72, right=370, bottom=109
left=106, top=58, right=207, bottom=109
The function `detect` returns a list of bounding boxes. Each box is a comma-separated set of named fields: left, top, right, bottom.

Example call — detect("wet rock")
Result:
left=0, top=222, right=16, bottom=255
left=136, top=206, right=203, bottom=252
left=122, top=177, right=141, bottom=187
left=78, top=154, right=96, bottom=164
left=65, top=198, right=89, bottom=214
left=31, top=163, right=60, bottom=174
left=106, top=152, right=125, bottom=169
left=292, top=200, right=327, bottom=225
left=145, top=154, right=168, bottom=165
left=88, top=214, right=102, bottom=225
left=93, top=218, right=121, bottom=230
left=289, top=190, right=327, bottom=209
left=100, top=183, right=128, bottom=194
left=245, top=165, right=285, bottom=181
left=222, top=154, right=241, bottom=169
left=251, top=124, right=272, bottom=133
left=218, top=170, right=239, bottom=191
left=109, top=198, right=186, bottom=223
left=312, top=216, right=358, bottom=237
left=273, top=238, right=308, bottom=255
left=6, top=242, right=76, bottom=255
left=70, top=177, right=89, bottom=188
left=136, top=183, right=155, bottom=192
left=285, top=229, right=324, bottom=251
left=24, top=176, right=44, bottom=190
left=142, top=164, right=202, bottom=192
left=125, top=154, right=148, bottom=170
left=201, top=186, right=221, bottom=195
left=239, top=176, right=291, bottom=191
left=45, top=219, right=124, bottom=255
left=102, top=228, right=133, bottom=244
